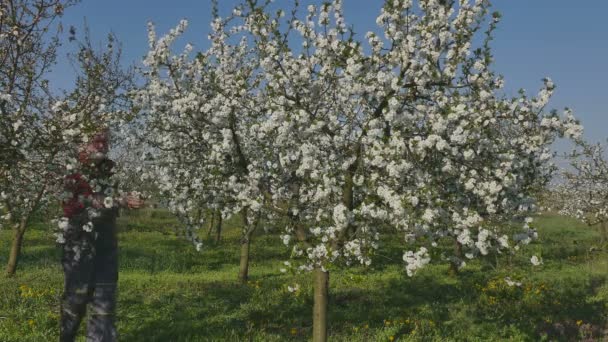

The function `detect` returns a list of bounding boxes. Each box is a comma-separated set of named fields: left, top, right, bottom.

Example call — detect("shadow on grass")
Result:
left=114, top=233, right=288, bottom=276
left=2, top=213, right=606, bottom=341
left=113, top=265, right=606, bottom=341
left=118, top=281, right=257, bottom=341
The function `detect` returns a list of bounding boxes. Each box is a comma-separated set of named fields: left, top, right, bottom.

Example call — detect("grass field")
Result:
left=1, top=210, right=607, bottom=341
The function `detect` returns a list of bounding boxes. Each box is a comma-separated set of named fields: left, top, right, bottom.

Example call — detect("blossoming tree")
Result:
left=558, top=140, right=608, bottom=242
left=138, top=0, right=581, bottom=340
left=0, top=0, right=130, bottom=276
left=133, top=13, right=269, bottom=282
left=0, top=0, right=78, bottom=276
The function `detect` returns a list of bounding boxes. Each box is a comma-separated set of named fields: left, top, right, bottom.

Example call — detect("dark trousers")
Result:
left=60, top=215, right=118, bottom=342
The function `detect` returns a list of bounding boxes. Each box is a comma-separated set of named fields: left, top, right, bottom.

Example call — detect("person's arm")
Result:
left=118, top=192, right=145, bottom=210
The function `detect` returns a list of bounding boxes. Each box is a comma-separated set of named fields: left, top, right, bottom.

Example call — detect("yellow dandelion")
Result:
left=290, top=328, right=298, bottom=335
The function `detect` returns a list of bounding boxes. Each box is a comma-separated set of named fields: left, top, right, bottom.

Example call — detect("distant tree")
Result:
left=558, top=140, right=608, bottom=242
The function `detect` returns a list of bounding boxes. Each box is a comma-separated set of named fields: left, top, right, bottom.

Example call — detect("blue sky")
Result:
left=52, top=0, right=608, bottom=147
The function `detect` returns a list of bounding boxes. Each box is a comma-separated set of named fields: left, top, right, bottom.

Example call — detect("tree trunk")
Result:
left=448, top=240, right=463, bottom=276
left=238, top=208, right=260, bottom=284
left=206, top=209, right=216, bottom=237
left=6, top=219, right=27, bottom=277
left=313, top=268, right=329, bottom=342
left=214, top=211, right=223, bottom=244
left=343, top=172, right=354, bottom=211
left=238, top=231, right=252, bottom=283
left=5, top=182, right=45, bottom=277
left=600, top=221, right=608, bottom=244
left=333, top=171, right=355, bottom=252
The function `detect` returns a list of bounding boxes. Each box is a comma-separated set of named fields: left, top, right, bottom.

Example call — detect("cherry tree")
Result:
left=0, top=0, right=78, bottom=276
left=132, top=13, right=269, bottom=282
left=0, top=0, right=130, bottom=276
left=558, top=140, right=608, bottom=242
left=137, top=0, right=581, bottom=340
left=228, top=1, right=580, bottom=340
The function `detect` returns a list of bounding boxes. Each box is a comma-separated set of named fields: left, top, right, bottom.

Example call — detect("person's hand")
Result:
left=91, top=194, right=105, bottom=209
left=125, top=192, right=145, bottom=209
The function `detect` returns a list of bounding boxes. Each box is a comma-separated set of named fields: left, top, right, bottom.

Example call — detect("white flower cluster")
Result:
left=403, top=247, right=431, bottom=277
left=530, top=255, right=543, bottom=266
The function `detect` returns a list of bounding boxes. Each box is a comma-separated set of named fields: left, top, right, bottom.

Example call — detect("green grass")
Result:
left=0, top=211, right=607, bottom=341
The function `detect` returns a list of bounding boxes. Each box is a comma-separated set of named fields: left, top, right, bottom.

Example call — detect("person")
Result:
left=59, top=130, right=143, bottom=342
